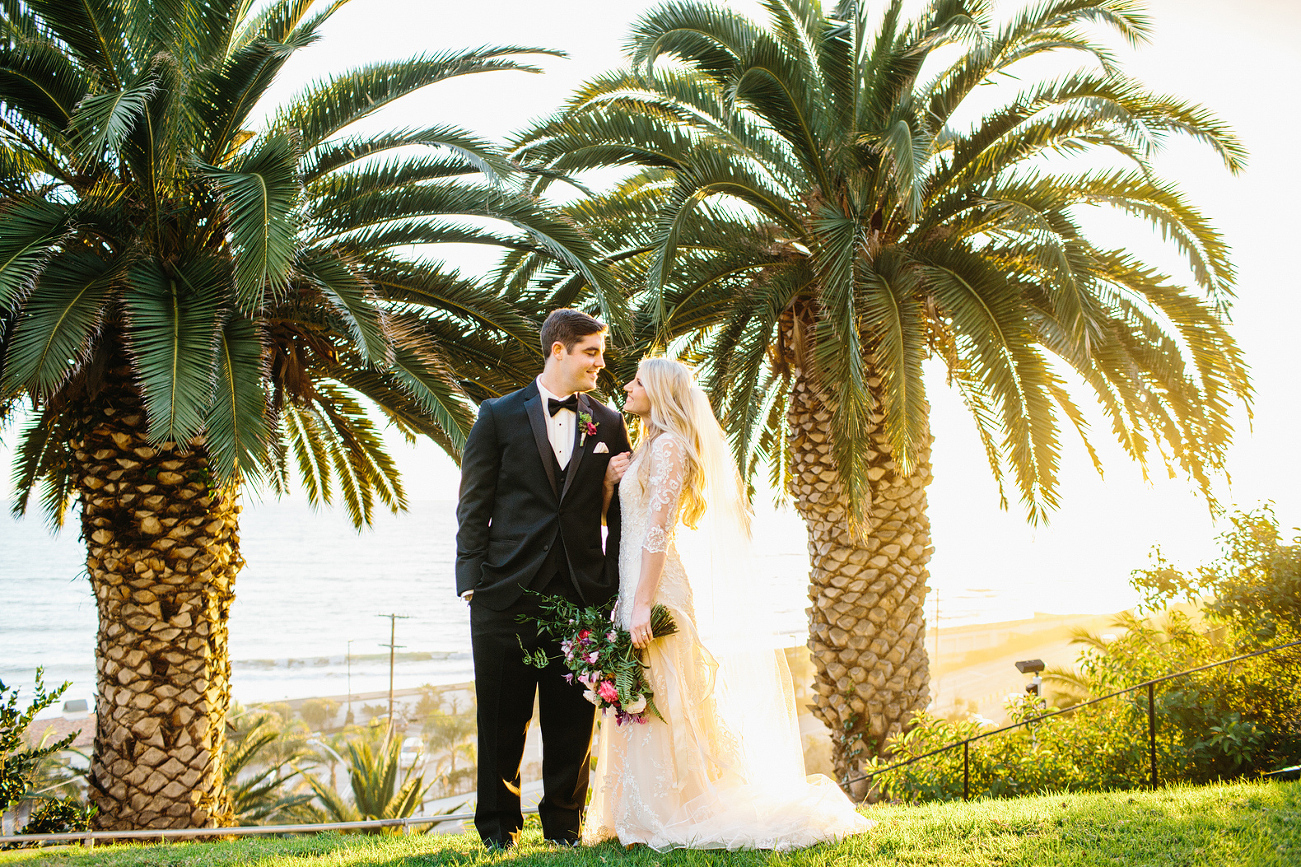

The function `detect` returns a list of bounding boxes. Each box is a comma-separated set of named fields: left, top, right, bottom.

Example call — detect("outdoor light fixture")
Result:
left=1015, top=659, right=1045, bottom=697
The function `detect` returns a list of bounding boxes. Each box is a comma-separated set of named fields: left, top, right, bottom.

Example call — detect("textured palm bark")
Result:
left=787, top=362, right=934, bottom=798
left=71, top=381, right=240, bottom=830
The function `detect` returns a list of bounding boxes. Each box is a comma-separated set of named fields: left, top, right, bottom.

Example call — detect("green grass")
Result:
left=3, top=780, right=1297, bottom=867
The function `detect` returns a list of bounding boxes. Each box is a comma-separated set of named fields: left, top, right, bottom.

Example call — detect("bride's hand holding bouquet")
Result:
left=519, top=594, right=677, bottom=725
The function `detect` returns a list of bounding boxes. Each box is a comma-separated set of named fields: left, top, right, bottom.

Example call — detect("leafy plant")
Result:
left=0, top=670, right=94, bottom=836
left=299, top=727, right=431, bottom=828
left=872, top=509, right=1301, bottom=802
left=417, top=687, right=477, bottom=798
left=225, top=708, right=314, bottom=826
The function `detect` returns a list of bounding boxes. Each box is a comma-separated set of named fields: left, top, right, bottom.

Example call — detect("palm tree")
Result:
left=508, top=0, right=1250, bottom=790
left=0, top=0, right=612, bottom=829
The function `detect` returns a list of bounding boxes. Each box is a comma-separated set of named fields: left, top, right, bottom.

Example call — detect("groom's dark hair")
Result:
left=540, top=308, right=606, bottom=355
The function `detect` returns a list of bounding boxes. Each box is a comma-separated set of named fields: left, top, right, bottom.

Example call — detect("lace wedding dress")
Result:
left=584, top=434, right=873, bottom=851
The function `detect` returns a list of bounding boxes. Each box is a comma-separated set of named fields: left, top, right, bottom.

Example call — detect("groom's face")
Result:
left=552, top=332, right=606, bottom=393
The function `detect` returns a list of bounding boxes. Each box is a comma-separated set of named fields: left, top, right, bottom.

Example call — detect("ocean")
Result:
left=0, top=495, right=1128, bottom=711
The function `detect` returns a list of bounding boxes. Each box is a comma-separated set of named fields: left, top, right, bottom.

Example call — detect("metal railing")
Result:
left=5, top=641, right=1297, bottom=846
left=847, top=638, right=1301, bottom=800
left=0, top=805, right=535, bottom=848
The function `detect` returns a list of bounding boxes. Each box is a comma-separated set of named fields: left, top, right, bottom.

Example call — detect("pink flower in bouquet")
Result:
left=606, top=631, right=618, bottom=642
left=587, top=651, right=600, bottom=664
left=597, top=680, right=619, bottom=703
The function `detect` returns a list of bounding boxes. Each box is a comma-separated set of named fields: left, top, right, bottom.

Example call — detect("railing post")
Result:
left=1147, top=681, right=1157, bottom=790
left=963, top=741, right=970, bottom=801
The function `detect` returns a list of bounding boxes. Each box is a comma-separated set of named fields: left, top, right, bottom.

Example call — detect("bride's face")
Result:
left=623, top=371, right=651, bottom=418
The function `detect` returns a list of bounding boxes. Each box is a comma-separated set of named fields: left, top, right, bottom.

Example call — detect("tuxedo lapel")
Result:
left=560, top=393, right=591, bottom=501
left=524, top=388, right=559, bottom=498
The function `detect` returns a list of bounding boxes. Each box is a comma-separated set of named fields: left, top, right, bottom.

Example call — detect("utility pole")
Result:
left=346, top=639, right=354, bottom=725
left=377, top=613, right=409, bottom=742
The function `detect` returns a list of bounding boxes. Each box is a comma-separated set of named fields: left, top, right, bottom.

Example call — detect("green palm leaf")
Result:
left=68, top=72, right=157, bottom=162
left=299, top=248, right=388, bottom=363
left=0, top=40, right=91, bottom=128
left=277, top=46, right=565, bottom=151
left=1, top=249, right=111, bottom=396
left=207, top=311, right=269, bottom=482
left=124, top=258, right=222, bottom=443
left=0, top=198, right=70, bottom=308
left=201, top=130, right=302, bottom=312
left=25, top=0, right=126, bottom=88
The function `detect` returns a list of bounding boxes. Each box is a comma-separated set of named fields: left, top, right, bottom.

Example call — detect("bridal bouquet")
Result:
left=520, top=596, right=677, bottom=725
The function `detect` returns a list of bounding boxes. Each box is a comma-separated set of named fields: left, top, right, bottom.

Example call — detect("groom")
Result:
left=455, top=308, right=631, bottom=850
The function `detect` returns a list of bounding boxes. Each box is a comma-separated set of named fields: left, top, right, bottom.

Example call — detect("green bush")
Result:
left=872, top=507, right=1301, bottom=802
left=19, top=797, right=94, bottom=835
left=1, top=669, right=96, bottom=838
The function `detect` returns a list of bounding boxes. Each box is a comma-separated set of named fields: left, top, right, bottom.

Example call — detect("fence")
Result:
left=5, top=640, right=1299, bottom=847
left=846, top=638, right=1301, bottom=800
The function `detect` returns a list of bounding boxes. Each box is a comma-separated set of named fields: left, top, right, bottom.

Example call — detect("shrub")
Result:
left=872, top=508, right=1301, bottom=802
left=1, top=670, right=96, bottom=838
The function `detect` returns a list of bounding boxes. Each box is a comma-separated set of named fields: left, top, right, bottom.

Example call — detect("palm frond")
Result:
left=206, top=311, right=269, bottom=483
left=123, top=258, right=223, bottom=444
left=0, top=198, right=70, bottom=309
left=276, top=46, right=564, bottom=151
left=201, top=130, right=302, bottom=312
left=1, top=248, right=111, bottom=396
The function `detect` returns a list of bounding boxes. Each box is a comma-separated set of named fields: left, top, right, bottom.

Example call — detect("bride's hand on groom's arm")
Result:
left=604, top=452, right=632, bottom=489
left=603, top=452, right=632, bottom=518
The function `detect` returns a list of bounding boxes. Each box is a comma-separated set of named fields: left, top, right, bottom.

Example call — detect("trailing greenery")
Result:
left=1, top=781, right=1297, bottom=865
left=872, top=508, right=1301, bottom=802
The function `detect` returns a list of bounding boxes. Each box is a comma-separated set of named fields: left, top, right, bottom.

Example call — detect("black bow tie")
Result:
left=548, top=395, right=578, bottom=416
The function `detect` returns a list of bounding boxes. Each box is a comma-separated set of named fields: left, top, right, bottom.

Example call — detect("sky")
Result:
left=4, top=0, right=1300, bottom=620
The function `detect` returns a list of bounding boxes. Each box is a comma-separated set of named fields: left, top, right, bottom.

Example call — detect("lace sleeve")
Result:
left=643, top=434, right=687, bottom=554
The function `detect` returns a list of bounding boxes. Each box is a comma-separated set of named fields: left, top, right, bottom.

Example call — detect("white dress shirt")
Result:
left=536, top=377, right=576, bottom=469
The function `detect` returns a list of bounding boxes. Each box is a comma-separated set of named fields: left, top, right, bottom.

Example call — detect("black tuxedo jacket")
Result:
left=455, top=381, right=631, bottom=611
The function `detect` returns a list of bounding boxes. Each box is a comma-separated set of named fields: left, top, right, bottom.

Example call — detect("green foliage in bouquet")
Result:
left=871, top=508, right=1301, bottom=802
left=519, top=595, right=677, bottom=724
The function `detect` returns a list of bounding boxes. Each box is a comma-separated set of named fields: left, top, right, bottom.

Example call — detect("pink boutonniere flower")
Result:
left=578, top=410, right=599, bottom=445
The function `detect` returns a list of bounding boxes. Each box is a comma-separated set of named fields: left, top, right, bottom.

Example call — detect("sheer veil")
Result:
left=671, top=380, right=810, bottom=790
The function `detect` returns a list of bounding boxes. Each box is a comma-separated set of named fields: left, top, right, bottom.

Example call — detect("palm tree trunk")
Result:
left=787, top=356, right=934, bottom=797
left=72, top=378, right=240, bottom=830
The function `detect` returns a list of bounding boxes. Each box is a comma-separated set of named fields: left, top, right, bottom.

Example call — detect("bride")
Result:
left=586, top=357, right=872, bottom=851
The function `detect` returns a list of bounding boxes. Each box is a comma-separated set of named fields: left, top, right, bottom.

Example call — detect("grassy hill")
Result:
left=3, top=780, right=1296, bottom=867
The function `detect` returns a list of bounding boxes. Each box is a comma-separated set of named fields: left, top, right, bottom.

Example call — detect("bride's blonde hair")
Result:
left=634, top=357, right=742, bottom=531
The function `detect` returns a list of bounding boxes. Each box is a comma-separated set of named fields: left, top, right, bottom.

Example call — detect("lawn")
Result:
left=2, top=780, right=1296, bottom=867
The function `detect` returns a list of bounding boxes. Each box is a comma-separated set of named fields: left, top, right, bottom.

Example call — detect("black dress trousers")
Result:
left=470, top=559, right=596, bottom=848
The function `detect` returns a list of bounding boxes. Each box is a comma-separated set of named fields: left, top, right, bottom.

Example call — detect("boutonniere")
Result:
left=578, top=411, right=599, bottom=446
